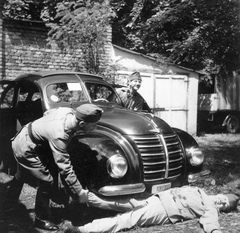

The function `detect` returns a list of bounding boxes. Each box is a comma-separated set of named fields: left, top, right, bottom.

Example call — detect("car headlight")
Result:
left=186, top=147, right=204, bottom=166
left=107, top=154, right=128, bottom=178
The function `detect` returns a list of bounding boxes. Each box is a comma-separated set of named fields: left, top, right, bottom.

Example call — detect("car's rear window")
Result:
left=46, top=82, right=88, bottom=103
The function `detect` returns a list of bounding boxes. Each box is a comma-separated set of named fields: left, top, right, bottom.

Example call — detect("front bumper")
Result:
left=98, top=183, right=146, bottom=196
left=98, top=170, right=210, bottom=196
left=188, top=170, right=210, bottom=183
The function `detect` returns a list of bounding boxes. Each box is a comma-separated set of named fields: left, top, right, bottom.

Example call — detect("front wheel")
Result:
left=226, top=115, right=239, bottom=133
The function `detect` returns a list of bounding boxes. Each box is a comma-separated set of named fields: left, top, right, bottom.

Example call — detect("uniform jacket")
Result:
left=31, top=107, right=82, bottom=199
left=116, top=87, right=144, bottom=111
left=158, top=186, right=220, bottom=233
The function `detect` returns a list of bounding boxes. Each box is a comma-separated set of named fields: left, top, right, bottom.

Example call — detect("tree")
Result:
left=3, top=0, right=116, bottom=76
left=111, top=0, right=240, bottom=79
left=46, top=0, right=115, bottom=74
left=3, top=0, right=240, bottom=79
left=3, top=0, right=45, bottom=20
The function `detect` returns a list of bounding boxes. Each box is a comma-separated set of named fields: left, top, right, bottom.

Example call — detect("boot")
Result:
left=3, top=176, right=24, bottom=212
left=34, top=186, right=58, bottom=231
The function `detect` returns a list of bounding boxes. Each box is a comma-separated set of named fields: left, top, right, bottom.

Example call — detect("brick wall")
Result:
left=0, top=18, right=112, bottom=80
left=0, top=1, right=4, bottom=79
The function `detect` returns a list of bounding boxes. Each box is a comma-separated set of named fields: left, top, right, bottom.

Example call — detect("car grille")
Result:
left=130, top=133, right=183, bottom=183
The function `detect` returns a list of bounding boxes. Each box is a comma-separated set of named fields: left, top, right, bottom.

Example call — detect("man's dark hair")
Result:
left=222, top=194, right=239, bottom=213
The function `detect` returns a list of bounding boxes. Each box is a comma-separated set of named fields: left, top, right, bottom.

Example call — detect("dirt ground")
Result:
left=0, top=133, right=240, bottom=233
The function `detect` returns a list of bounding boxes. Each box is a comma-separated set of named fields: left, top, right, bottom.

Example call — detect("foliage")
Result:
left=3, top=0, right=240, bottom=79
left=3, top=0, right=43, bottom=20
left=46, top=0, right=115, bottom=74
left=3, top=0, right=116, bottom=76
left=111, top=0, right=240, bottom=79
left=2, top=0, right=63, bottom=21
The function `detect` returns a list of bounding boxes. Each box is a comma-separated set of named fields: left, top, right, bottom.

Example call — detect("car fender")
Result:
left=172, top=127, right=198, bottom=149
left=69, top=127, right=144, bottom=194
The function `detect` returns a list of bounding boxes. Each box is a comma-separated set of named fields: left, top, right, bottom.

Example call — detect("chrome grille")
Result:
left=130, top=133, right=183, bottom=183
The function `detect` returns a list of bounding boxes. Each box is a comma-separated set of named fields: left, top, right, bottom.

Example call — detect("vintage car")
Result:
left=0, top=71, right=209, bottom=199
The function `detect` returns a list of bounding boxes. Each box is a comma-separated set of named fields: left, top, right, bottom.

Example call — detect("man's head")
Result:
left=75, top=104, right=103, bottom=133
left=211, top=193, right=239, bottom=213
left=128, top=71, right=142, bottom=93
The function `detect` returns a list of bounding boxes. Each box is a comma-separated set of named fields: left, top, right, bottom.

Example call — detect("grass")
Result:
left=195, top=133, right=240, bottom=195
left=1, top=133, right=240, bottom=233
left=125, top=133, right=240, bottom=233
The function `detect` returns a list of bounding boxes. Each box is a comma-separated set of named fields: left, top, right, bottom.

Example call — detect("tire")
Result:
left=226, top=115, right=239, bottom=134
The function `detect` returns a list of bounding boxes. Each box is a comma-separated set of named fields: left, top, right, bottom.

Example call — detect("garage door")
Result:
left=115, top=72, right=189, bottom=132
left=153, top=75, right=189, bottom=132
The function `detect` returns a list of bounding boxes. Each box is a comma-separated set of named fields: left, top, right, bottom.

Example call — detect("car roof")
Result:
left=15, top=70, right=103, bottom=82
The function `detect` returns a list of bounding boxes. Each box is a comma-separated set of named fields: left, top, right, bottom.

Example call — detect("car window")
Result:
left=0, top=83, right=15, bottom=108
left=46, top=82, right=88, bottom=103
left=16, top=82, right=43, bottom=125
left=32, top=92, right=41, bottom=101
left=85, top=82, right=120, bottom=103
left=19, top=92, right=28, bottom=101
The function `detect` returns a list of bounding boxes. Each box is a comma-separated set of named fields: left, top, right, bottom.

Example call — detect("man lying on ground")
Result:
left=58, top=185, right=239, bottom=233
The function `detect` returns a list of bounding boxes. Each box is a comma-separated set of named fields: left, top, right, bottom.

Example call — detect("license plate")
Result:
left=151, top=183, right=171, bottom=194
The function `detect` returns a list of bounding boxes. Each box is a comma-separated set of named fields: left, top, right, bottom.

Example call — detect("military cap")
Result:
left=128, top=71, right=142, bottom=82
left=75, top=104, right=103, bottom=123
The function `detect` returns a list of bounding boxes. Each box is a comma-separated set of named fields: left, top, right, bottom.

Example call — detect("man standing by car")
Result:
left=3, top=104, right=103, bottom=231
left=116, top=71, right=145, bottom=111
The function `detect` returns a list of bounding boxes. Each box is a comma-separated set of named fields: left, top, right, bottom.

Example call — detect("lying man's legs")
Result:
left=87, top=192, right=147, bottom=213
left=63, top=195, right=169, bottom=233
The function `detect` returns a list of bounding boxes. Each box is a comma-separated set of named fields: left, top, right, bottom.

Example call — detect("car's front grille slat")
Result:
left=141, top=152, right=165, bottom=157
left=130, top=133, right=183, bottom=183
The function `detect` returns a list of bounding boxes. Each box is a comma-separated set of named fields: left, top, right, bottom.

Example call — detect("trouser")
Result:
left=35, top=182, right=53, bottom=220
left=79, top=195, right=169, bottom=233
left=3, top=174, right=24, bottom=209
left=11, top=125, right=56, bottom=220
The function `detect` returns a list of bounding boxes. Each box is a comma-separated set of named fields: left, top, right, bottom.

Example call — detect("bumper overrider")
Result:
left=98, top=183, right=146, bottom=196
left=188, top=169, right=210, bottom=183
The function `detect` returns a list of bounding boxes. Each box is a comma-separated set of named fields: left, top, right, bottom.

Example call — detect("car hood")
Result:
left=99, top=106, right=173, bottom=135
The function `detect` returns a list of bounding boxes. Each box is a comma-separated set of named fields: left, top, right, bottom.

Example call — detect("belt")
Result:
left=27, top=122, right=40, bottom=145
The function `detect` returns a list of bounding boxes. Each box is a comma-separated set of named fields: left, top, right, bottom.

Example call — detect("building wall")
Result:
left=0, top=1, right=4, bottom=79
left=0, top=18, right=112, bottom=80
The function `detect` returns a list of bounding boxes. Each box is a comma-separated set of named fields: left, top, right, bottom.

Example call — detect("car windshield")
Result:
left=85, top=82, right=122, bottom=104
left=46, top=82, right=88, bottom=103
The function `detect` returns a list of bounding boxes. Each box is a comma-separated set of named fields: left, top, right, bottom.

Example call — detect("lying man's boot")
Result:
left=58, top=220, right=80, bottom=233
left=34, top=217, right=59, bottom=231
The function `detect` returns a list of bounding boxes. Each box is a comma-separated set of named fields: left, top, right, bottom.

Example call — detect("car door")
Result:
left=0, top=81, right=18, bottom=173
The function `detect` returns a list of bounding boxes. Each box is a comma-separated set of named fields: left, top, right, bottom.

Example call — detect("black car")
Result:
left=0, top=71, right=209, bottom=198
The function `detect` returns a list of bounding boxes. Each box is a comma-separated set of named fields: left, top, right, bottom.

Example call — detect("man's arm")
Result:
left=198, top=189, right=221, bottom=233
left=87, top=192, right=147, bottom=212
left=49, top=139, right=88, bottom=203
